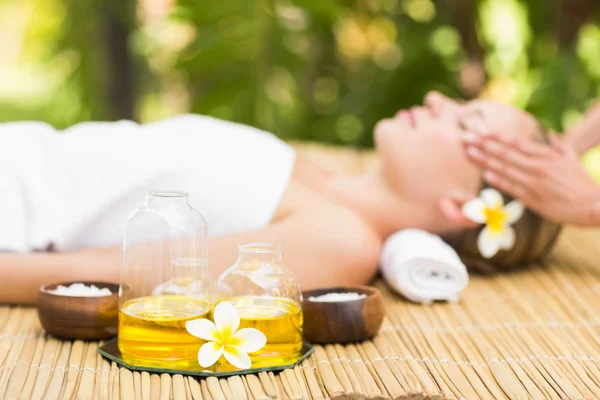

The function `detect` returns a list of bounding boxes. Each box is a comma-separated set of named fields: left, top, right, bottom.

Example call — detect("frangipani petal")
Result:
left=462, top=198, right=487, bottom=223
left=223, top=345, right=252, bottom=370
left=230, top=328, right=267, bottom=354
left=501, top=225, right=516, bottom=250
left=197, top=341, right=224, bottom=368
left=186, top=318, right=220, bottom=342
left=213, top=301, right=240, bottom=342
left=481, top=188, right=503, bottom=208
left=189, top=301, right=267, bottom=371
left=504, top=200, right=525, bottom=224
left=477, top=226, right=502, bottom=259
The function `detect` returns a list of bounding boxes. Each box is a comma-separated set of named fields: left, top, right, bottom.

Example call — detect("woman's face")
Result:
left=374, top=92, right=543, bottom=206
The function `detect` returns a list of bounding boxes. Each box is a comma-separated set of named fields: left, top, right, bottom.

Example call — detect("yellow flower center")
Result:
left=484, top=205, right=507, bottom=233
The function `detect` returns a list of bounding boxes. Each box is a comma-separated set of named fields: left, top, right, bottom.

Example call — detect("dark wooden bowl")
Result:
left=302, top=285, right=386, bottom=344
left=38, top=281, right=119, bottom=340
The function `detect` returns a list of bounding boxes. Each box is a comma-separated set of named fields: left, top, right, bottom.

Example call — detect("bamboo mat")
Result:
left=3, top=145, right=600, bottom=399
left=2, top=227, right=600, bottom=399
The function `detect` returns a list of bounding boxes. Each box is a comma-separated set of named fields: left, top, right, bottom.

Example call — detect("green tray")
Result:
left=97, top=338, right=314, bottom=377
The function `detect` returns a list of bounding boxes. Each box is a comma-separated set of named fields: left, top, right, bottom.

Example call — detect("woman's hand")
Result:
left=461, top=132, right=600, bottom=226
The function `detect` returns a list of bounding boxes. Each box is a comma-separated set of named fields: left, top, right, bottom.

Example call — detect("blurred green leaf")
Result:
left=0, top=0, right=598, bottom=149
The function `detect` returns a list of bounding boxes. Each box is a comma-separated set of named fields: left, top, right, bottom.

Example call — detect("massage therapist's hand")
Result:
left=461, top=132, right=600, bottom=226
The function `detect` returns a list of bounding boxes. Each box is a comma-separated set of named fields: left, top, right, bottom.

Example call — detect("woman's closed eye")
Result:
left=457, top=109, right=489, bottom=134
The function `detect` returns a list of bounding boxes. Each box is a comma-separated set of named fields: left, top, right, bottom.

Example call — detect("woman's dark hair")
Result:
left=443, top=187, right=562, bottom=273
left=443, top=122, right=563, bottom=273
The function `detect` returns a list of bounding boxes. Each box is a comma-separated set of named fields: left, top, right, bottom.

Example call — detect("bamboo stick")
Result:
left=258, top=371, right=277, bottom=399
left=138, top=372, right=150, bottom=400
left=313, top=346, right=345, bottom=398
left=159, top=373, right=171, bottom=400
left=323, top=344, right=354, bottom=395
left=187, top=377, right=204, bottom=400
left=240, top=376, right=255, bottom=400
left=275, top=374, right=291, bottom=400
left=226, top=375, right=247, bottom=400
left=345, top=344, right=385, bottom=399
left=206, top=376, right=226, bottom=400
left=292, top=365, right=311, bottom=400
left=218, top=377, right=234, bottom=400
left=150, top=373, right=161, bottom=400
left=120, top=369, right=135, bottom=400
left=245, top=373, right=269, bottom=399
left=132, top=371, right=142, bottom=400
left=173, top=374, right=187, bottom=400
left=30, top=338, right=61, bottom=400
left=200, top=378, right=212, bottom=400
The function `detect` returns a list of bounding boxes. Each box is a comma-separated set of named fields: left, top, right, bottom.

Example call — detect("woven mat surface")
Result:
left=3, top=145, right=600, bottom=399
left=2, top=227, right=600, bottom=399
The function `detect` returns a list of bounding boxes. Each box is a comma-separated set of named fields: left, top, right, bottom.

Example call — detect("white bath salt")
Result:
left=49, top=283, right=113, bottom=297
left=308, top=292, right=367, bottom=302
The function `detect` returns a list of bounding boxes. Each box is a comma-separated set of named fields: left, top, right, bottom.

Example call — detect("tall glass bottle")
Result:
left=118, top=190, right=210, bottom=369
left=217, top=243, right=303, bottom=368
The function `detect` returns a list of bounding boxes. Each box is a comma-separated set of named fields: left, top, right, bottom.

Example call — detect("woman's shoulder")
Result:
left=288, top=203, right=382, bottom=265
left=296, top=204, right=382, bottom=284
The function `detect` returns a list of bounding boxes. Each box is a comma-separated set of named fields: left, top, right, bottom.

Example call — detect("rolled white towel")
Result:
left=380, top=229, right=469, bottom=304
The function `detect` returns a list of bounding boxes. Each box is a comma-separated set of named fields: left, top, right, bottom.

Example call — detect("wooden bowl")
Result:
left=302, top=285, right=386, bottom=344
left=38, top=281, right=119, bottom=340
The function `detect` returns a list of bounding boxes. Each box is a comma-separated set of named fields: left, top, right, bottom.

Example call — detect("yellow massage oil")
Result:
left=118, top=295, right=211, bottom=369
left=221, top=296, right=303, bottom=369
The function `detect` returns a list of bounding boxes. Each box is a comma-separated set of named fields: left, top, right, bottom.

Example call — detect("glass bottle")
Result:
left=216, top=243, right=303, bottom=368
left=118, top=190, right=210, bottom=369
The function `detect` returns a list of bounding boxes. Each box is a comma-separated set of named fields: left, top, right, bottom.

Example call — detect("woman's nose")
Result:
left=425, top=91, right=459, bottom=117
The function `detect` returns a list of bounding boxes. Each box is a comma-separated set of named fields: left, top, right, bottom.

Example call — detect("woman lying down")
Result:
left=0, top=92, right=561, bottom=304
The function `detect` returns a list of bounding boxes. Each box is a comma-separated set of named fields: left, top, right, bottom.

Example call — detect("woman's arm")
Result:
left=1, top=207, right=381, bottom=305
left=563, top=101, right=600, bottom=156
left=0, top=247, right=122, bottom=305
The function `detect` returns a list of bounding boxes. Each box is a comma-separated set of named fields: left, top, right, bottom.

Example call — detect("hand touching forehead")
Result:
left=462, top=100, right=543, bottom=142
left=424, top=91, right=543, bottom=142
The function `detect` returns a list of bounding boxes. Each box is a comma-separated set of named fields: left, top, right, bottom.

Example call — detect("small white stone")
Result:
left=308, top=292, right=367, bottom=302
left=49, top=283, right=112, bottom=297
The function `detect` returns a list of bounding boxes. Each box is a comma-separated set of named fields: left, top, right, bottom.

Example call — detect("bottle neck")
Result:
left=143, top=190, right=190, bottom=209
left=237, top=243, right=283, bottom=265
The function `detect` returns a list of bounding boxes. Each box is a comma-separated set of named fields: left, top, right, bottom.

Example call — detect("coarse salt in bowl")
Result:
left=308, top=292, right=367, bottom=302
left=49, top=282, right=113, bottom=297
left=302, top=285, right=386, bottom=344
left=38, top=281, right=119, bottom=340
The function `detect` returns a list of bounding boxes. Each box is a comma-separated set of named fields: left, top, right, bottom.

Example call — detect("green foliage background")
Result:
left=0, top=0, right=599, bottom=150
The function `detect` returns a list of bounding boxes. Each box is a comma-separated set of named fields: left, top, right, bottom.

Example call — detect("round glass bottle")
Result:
left=118, top=190, right=210, bottom=369
left=216, top=243, right=303, bottom=368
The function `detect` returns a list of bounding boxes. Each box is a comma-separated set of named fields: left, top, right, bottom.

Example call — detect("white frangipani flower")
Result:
left=461, top=188, right=524, bottom=259
left=185, top=301, right=267, bottom=370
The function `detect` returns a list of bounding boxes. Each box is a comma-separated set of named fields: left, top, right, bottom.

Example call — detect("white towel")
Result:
left=0, top=116, right=295, bottom=252
left=380, top=229, right=469, bottom=304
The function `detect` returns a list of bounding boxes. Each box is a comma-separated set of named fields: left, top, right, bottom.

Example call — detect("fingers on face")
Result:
left=466, top=142, right=535, bottom=194
left=463, top=133, right=553, bottom=201
left=482, top=162, right=533, bottom=193
left=466, top=135, right=552, bottom=174
left=513, top=137, right=556, bottom=158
